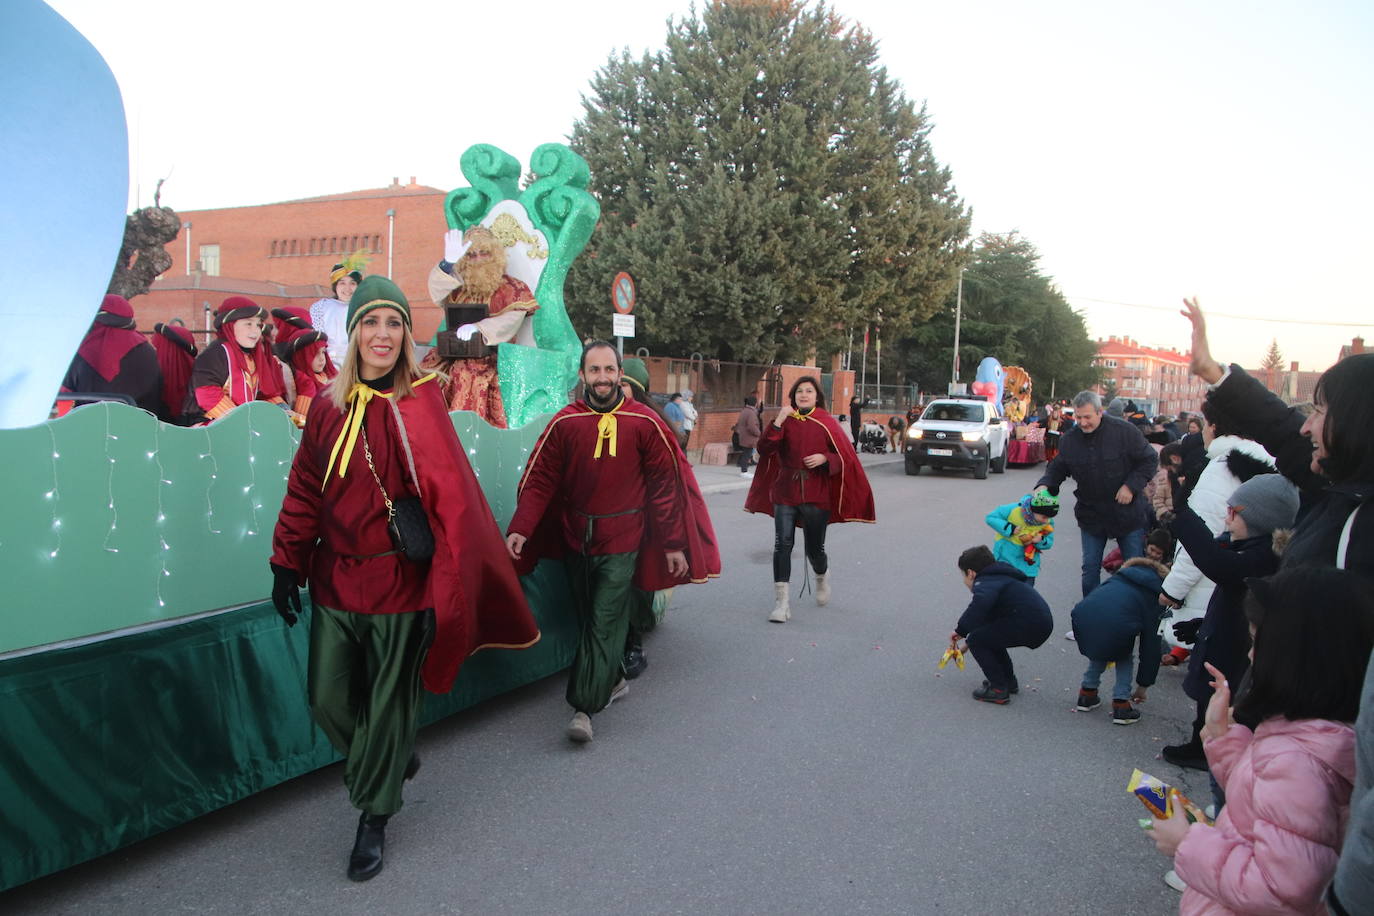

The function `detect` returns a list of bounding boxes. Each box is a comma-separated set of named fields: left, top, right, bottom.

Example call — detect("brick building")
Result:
left=134, top=178, right=450, bottom=342
left=1092, top=336, right=1206, bottom=417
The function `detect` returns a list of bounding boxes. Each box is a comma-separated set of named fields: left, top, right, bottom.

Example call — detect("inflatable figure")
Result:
left=1003, top=366, right=1033, bottom=423
left=970, top=356, right=1005, bottom=415
left=1, top=0, right=129, bottom=429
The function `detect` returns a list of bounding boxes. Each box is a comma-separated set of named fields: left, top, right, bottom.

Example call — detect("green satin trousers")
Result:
left=564, top=552, right=637, bottom=714
left=308, top=605, right=433, bottom=816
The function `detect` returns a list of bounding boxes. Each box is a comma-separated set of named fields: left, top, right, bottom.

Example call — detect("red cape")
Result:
left=280, top=378, right=540, bottom=694
left=513, top=397, right=721, bottom=591
left=744, top=406, right=876, bottom=524
left=404, top=381, right=540, bottom=691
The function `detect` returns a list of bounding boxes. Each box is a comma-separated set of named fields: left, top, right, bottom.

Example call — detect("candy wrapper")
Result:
left=938, top=646, right=965, bottom=671
left=1127, top=768, right=1212, bottom=824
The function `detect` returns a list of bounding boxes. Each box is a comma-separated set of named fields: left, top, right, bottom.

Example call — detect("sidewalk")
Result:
left=691, top=449, right=904, bottom=495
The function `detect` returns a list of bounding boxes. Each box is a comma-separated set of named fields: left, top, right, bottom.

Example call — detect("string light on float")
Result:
left=101, top=403, right=120, bottom=553
left=200, top=426, right=223, bottom=535
left=150, top=420, right=173, bottom=609
left=44, top=425, right=62, bottom=560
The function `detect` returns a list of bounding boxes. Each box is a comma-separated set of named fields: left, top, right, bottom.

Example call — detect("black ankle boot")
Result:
left=347, top=813, right=388, bottom=882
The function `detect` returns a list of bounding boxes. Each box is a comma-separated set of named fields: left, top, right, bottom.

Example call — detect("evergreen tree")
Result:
left=895, top=231, right=1100, bottom=398
left=567, top=0, right=970, bottom=363
left=1260, top=337, right=1285, bottom=392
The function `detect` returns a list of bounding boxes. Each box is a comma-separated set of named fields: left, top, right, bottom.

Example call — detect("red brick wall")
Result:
left=164, top=183, right=450, bottom=341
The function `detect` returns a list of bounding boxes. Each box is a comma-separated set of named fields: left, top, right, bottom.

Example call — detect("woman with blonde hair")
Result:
left=270, top=275, right=538, bottom=882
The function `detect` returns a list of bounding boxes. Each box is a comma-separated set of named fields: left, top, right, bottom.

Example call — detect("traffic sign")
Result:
left=612, top=313, right=636, bottom=338
left=612, top=272, right=636, bottom=314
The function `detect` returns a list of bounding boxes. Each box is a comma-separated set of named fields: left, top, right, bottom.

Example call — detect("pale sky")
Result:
left=46, top=0, right=1374, bottom=372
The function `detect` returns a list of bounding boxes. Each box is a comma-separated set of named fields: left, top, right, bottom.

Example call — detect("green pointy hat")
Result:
left=346, top=275, right=411, bottom=334
left=621, top=358, right=650, bottom=392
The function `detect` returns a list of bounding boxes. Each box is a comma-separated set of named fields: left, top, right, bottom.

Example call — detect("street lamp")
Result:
left=951, top=267, right=966, bottom=388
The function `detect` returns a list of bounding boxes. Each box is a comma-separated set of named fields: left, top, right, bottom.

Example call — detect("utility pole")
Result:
left=951, top=268, right=965, bottom=386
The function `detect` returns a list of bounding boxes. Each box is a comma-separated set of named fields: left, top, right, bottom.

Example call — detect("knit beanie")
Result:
left=1025, top=490, right=1060, bottom=518
left=621, top=358, right=650, bottom=392
left=1228, top=473, right=1299, bottom=535
left=346, top=275, right=411, bottom=334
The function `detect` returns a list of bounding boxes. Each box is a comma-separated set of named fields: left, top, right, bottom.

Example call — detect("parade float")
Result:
left=0, top=2, right=598, bottom=890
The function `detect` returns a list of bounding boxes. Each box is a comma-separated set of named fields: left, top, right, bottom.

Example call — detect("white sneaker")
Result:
left=607, top=679, right=629, bottom=707
left=1164, top=869, right=1187, bottom=892
left=1064, top=629, right=1076, bottom=641
left=567, top=711, right=593, bottom=743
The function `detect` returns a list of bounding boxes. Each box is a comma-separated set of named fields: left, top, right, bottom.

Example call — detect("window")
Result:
left=199, top=244, right=220, bottom=276
left=270, top=241, right=278, bottom=257
left=1104, top=359, right=1117, bottom=369
left=290, top=240, right=298, bottom=255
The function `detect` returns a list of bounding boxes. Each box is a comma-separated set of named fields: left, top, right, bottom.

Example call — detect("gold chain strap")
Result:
left=359, top=426, right=395, bottom=520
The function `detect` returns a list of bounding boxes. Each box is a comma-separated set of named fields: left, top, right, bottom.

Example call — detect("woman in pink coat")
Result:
left=1146, top=566, right=1374, bottom=914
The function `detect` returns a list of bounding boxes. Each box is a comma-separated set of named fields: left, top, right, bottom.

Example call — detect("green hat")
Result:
left=346, top=275, right=411, bottom=334
left=1028, top=490, right=1060, bottom=516
left=621, top=357, right=650, bottom=392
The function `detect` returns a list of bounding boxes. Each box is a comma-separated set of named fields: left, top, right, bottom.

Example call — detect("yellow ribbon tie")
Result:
left=593, top=411, right=618, bottom=459
left=321, top=373, right=437, bottom=489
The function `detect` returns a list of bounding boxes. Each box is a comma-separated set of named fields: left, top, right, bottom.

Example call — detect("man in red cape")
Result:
left=505, top=341, right=716, bottom=743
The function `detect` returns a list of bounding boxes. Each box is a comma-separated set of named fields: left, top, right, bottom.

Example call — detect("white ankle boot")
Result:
left=769, top=582, right=790, bottom=622
left=815, top=572, right=830, bottom=606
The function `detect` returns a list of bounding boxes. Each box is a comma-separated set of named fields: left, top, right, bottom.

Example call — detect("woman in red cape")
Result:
left=745, top=376, right=875, bottom=622
left=270, top=275, right=538, bottom=882
left=151, top=321, right=198, bottom=424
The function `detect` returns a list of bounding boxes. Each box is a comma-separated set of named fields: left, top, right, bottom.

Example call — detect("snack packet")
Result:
left=938, top=646, right=965, bottom=671
left=1127, top=768, right=1212, bottom=824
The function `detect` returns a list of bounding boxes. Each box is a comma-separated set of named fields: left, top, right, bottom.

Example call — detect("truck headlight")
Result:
left=907, top=427, right=920, bottom=438
left=962, top=431, right=983, bottom=442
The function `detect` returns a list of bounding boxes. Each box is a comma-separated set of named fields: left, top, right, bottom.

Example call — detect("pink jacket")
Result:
left=1175, top=718, right=1355, bottom=915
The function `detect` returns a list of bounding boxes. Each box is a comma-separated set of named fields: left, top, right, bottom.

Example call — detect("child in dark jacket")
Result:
left=950, top=545, right=1054, bottom=705
left=1071, top=557, right=1172, bottom=724
left=1160, top=472, right=1300, bottom=772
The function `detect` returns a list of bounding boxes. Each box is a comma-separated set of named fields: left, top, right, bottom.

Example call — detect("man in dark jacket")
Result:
left=950, top=545, right=1054, bottom=705
left=1035, top=390, right=1159, bottom=596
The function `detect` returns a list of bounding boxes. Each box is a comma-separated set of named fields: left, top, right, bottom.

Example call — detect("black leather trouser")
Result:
left=773, top=502, right=829, bottom=582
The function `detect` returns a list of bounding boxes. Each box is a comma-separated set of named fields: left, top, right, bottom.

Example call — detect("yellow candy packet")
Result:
left=1127, top=768, right=1211, bottom=824
left=938, top=646, right=965, bottom=670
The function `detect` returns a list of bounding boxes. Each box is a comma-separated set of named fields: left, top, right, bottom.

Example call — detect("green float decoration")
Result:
left=438, top=142, right=600, bottom=428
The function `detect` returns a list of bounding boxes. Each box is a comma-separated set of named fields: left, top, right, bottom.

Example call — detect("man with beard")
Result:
left=425, top=225, right=539, bottom=426
left=506, top=341, right=707, bottom=743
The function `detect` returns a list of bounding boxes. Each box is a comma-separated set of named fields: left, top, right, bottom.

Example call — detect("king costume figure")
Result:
left=505, top=341, right=718, bottom=743
left=424, top=225, right=539, bottom=426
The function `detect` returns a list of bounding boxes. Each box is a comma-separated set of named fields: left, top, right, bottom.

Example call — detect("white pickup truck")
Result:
left=903, top=396, right=1008, bottom=479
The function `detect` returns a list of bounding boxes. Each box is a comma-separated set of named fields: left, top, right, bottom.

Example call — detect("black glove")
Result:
left=271, top=562, right=302, bottom=627
left=1172, top=618, right=1202, bottom=644
left=1157, top=510, right=1177, bottom=527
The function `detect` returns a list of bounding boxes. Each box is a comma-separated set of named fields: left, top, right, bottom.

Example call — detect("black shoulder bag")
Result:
left=361, top=423, right=436, bottom=562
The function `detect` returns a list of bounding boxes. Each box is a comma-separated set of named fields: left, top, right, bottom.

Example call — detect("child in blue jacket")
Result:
left=985, top=491, right=1059, bottom=586
left=1070, top=557, right=1171, bottom=724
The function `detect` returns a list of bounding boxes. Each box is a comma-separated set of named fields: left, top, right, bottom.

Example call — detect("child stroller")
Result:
left=859, top=424, right=888, bottom=454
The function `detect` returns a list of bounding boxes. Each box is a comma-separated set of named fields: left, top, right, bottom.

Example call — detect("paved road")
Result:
left=6, top=455, right=1202, bottom=915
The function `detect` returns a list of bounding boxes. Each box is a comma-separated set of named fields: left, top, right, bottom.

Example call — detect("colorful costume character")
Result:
left=309, top=253, right=366, bottom=367
left=271, top=275, right=538, bottom=881
left=507, top=348, right=714, bottom=742
left=277, top=326, right=337, bottom=419
left=424, top=226, right=539, bottom=427
left=60, top=294, right=164, bottom=418
left=970, top=357, right=1005, bottom=415
left=151, top=321, right=198, bottom=425
left=745, top=380, right=876, bottom=622
left=985, top=492, right=1058, bottom=583
left=183, top=296, right=293, bottom=425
